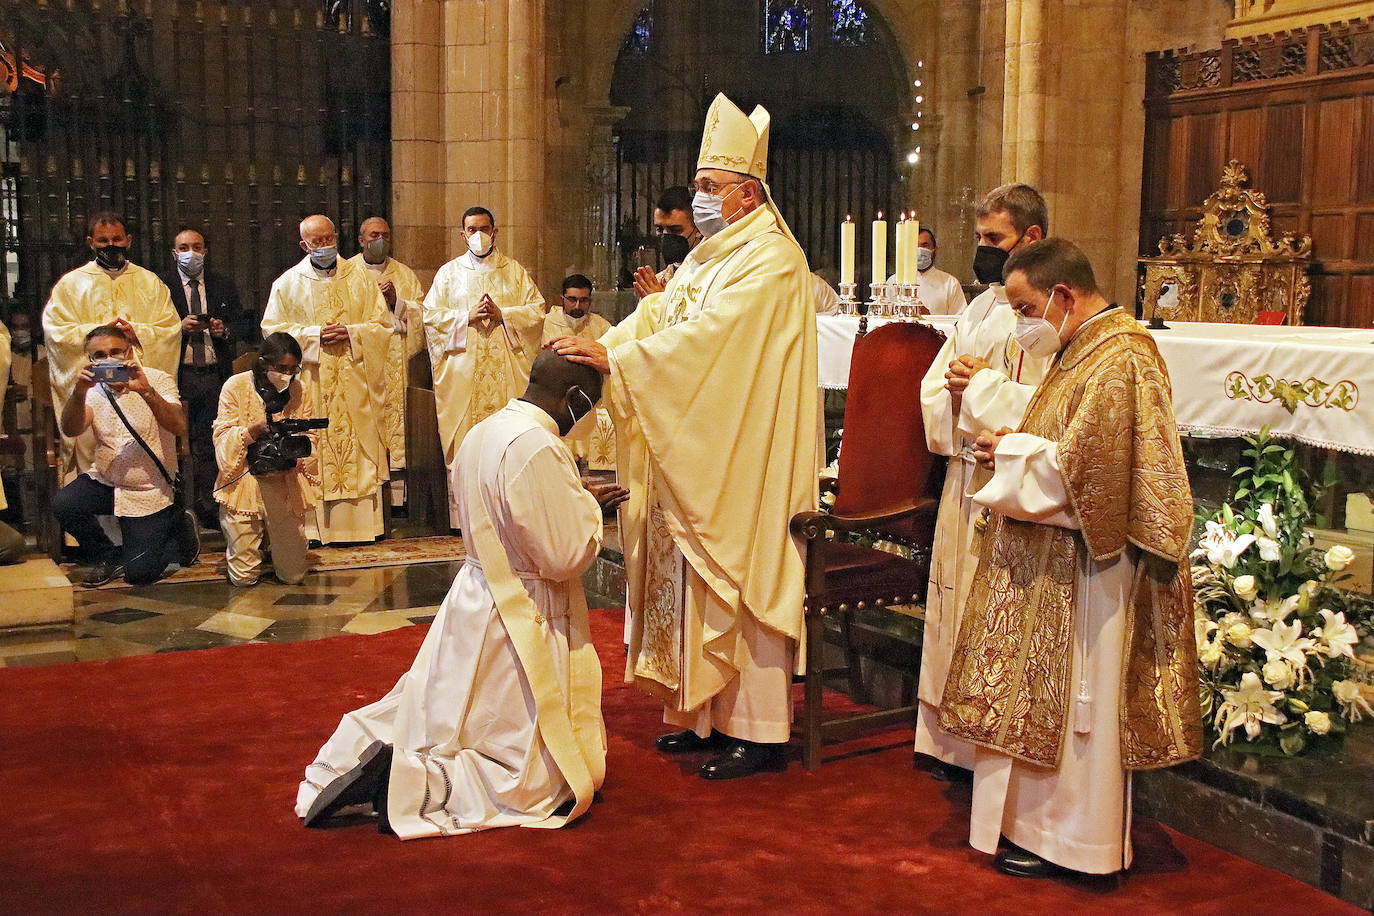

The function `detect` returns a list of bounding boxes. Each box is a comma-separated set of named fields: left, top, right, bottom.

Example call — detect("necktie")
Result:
left=188, top=278, right=207, bottom=366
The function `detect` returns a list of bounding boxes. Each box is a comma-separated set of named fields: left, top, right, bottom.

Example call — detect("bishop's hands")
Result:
left=972, top=426, right=1013, bottom=472
left=548, top=335, right=610, bottom=375
left=582, top=477, right=630, bottom=512
left=633, top=265, right=666, bottom=299
left=468, top=294, right=503, bottom=327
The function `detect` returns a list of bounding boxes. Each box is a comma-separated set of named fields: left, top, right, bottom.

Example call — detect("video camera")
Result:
left=247, top=417, right=329, bottom=476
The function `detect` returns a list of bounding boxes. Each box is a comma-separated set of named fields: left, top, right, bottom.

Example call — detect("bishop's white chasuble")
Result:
left=600, top=204, right=818, bottom=743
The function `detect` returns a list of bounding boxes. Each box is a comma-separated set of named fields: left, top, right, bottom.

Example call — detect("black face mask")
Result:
left=94, top=244, right=129, bottom=271
left=658, top=232, right=691, bottom=267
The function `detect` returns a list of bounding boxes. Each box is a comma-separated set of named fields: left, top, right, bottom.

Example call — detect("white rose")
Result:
left=1232, top=575, right=1259, bottom=602
left=1324, top=545, right=1355, bottom=572
left=1304, top=711, right=1332, bottom=735
left=1199, top=640, right=1224, bottom=669
left=1225, top=621, right=1254, bottom=648
left=1262, top=658, right=1296, bottom=690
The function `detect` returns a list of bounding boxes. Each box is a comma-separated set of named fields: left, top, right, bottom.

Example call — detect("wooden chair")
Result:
left=790, top=320, right=948, bottom=769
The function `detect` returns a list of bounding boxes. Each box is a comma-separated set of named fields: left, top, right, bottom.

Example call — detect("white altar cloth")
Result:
left=816, top=316, right=1374, bottom=455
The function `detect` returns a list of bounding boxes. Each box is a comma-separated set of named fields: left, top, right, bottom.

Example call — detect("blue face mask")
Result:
left=176, top=250, right=205, bottom=277
left=308, top=245, right=338, bottom=270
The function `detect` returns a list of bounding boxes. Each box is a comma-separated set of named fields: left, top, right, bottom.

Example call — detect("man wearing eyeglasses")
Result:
left=552, top=94, right=818, bottom=780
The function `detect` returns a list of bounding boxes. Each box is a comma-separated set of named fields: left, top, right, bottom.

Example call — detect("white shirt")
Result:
left=85, top=366, right=180, bottom=517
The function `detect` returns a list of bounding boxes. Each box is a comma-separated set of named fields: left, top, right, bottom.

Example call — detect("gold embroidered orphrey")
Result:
left=1140, top=160, right=1311, bottom=326
left=938, top=310, right=1204, bottom=771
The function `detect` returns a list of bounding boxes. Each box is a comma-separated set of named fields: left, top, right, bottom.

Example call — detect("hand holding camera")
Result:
left=247, top=416, right=329, bottom=475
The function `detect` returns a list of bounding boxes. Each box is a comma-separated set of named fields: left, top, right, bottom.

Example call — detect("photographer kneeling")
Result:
left=54, top=324, right=199, bottom=587
left=212, top=332, right=325, bottom=586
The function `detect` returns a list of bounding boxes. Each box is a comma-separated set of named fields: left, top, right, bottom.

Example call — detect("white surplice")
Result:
left=915, top=285, right=1047, bottom=768
left=964, top=429, right=1134, bottom=874
left=295, top=399, right=605, bottom=839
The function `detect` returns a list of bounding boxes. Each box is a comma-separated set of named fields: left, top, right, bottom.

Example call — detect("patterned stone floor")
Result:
left=0, top=561, right=463, bottom=669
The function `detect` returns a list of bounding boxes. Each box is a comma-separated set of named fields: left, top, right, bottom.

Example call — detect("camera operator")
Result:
left=53, top=324, right=200, bottom=587
left=212, top=332, right=321, bottom=587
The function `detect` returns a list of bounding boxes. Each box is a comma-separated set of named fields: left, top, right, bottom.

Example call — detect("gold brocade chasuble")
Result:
left=420, top=251, right=545, bottom=466
left=938, top=309, right=1203, bottom=770
left=261, top=257, right=393, bottom=502
left=345, top=254, right=426, bottom=470
left=42, top=262, right=182, bottom=479
left=600, top=204, right=818, bottom=707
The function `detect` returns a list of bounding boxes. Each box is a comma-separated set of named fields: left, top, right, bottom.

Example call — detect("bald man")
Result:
left=345, top=217, right=426, bottom=476
left=262, top=215, right=394, bottom=544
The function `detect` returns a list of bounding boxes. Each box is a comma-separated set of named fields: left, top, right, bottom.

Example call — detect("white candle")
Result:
left=840, top=215, right=855, bottom=286
left=871, top=212, right=886, bottom=293
left=895, top=214, right=908, bottom=286
left=906, top=217, right=921, bottom=284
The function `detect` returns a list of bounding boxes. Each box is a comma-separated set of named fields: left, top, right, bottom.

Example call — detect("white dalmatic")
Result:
left=964, top=433, right=1134, bottom=875
left=914, top=284, right=1047, bottom=768
left=295, top=399, right=606, bottom=839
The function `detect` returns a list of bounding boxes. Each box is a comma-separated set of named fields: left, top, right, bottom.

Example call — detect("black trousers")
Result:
left=52, top=474, right=184, bottom=585
left=180, top=365, right=225, bottom=523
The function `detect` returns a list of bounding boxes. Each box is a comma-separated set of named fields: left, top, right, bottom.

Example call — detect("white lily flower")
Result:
left=1312, top=609, right=1359, bottom=659
left=1257, top=536, right=1282, bottom=563
left=1257, top=503, right=1279, bottom=539
left=1333, top=680, right=1374, bottom=723
left=1194, top=615, right=1219, bottom=650
left=1250, top=620, right=1315, bottom=678
left=1196, top=520, right=1256, bottom=569
left=1214, top=671, right=1287, bottom=745
left=1198, top=639, right=1225, bottom=670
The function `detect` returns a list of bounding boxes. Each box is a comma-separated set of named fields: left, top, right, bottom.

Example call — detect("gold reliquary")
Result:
left=1140, top=160, right=1311, bottom=325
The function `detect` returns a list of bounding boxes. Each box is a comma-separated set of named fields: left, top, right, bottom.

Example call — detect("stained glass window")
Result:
left=763, top=0, right=811, bottom=55
left=621, top=6, right=654, bottom=58
left=830, top=0, right=869, bottom=47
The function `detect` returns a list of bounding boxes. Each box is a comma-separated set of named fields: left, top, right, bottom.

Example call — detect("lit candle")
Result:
left=894, top=213, right=908, bottom=286
left=840, top=214, right=855, bottom=286
left=871, top=211, right=886, bottom=293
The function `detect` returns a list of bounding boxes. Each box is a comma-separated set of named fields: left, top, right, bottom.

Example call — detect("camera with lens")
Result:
left=247, top=417, right=329, bottom=475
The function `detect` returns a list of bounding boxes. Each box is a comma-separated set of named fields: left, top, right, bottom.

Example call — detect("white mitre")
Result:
left=695, top=92, right=801, bottom=248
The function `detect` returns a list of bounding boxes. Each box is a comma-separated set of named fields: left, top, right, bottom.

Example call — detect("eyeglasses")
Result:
left=691, top=178, right=745, bottom=196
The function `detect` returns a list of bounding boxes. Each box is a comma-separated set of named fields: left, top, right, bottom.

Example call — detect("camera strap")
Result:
left=102, top=385, right=177, bottom=489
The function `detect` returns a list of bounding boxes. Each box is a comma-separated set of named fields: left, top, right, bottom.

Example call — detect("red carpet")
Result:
left=0, top=609, right=1361, bottom=916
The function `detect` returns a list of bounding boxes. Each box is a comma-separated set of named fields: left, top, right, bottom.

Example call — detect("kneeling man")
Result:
left=939, top=239, right=1202, bottom=877
left=212, top=333, right=319, bottom=586
left=296, top=350, right=629, bottom=838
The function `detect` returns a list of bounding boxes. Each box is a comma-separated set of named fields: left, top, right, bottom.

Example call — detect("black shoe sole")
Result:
left=303, top=741, right=392, bottom=828
left=654, top=731, right=728, bottom=754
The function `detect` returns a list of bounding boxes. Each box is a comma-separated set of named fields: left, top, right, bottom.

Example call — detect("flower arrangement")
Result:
left=1193, top=430, right=1374, bottom=755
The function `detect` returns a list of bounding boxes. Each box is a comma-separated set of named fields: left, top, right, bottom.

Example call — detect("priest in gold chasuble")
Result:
left=262, top=216, right=394, bottom=545
left=552, top=93, right=818, bottom=780
left=939, top=239, right=1201, bottom=877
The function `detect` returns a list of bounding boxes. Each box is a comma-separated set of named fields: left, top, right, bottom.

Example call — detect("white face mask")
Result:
left=692, top=182, right=746, bottom=240
left=467, top=231, right=493, bottom=257
left=916, top=247, right=934, bottom=272
left=1013, top=291, right=1068, bottom=359
left=566, top=386, right=596, bottom=436
left=266, top=370, right=293, bottom=392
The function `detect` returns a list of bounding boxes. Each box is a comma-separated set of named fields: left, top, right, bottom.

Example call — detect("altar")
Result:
left=817, top=315, right=1374, bottom=457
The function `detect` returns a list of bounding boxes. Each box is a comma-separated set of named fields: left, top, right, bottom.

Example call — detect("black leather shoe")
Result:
left=304, top=741, right=393, bottom=828
left=699, top=740, right=788, bottom=780
left=993, top=842, right=1059, bottom=878
left=928, top=761, right=972, bottom=783
left=83, top=559, right=125, bottom=588
left=654, top=729, right=727, bottom=754
left=177, top=509, right=202, bottom=568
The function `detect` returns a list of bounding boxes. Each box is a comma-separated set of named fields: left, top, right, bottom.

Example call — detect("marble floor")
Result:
left=0, top=561, right=464, bottom=669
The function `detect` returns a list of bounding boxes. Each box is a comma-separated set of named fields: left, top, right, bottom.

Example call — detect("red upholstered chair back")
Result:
left=832, top=322, right=946, bottom=531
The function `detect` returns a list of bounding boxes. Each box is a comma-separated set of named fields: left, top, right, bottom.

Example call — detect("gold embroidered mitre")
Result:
left=697, top=93, right=770, bottom=180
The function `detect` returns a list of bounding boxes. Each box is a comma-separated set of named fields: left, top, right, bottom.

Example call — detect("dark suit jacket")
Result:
left=158, top=268, right=250, bottom=381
